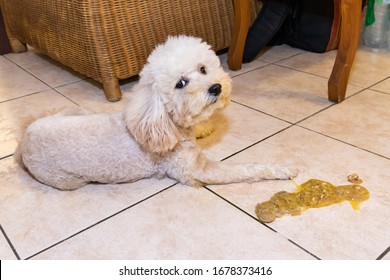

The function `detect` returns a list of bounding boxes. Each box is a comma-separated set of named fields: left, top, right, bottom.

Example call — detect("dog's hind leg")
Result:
left=21, top=155, right=88, bottom=190
left=34, top=173, right=88, bottom=191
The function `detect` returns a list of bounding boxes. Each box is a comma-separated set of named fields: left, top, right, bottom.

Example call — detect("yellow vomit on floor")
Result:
left=255, top=174, right=370, bottom=223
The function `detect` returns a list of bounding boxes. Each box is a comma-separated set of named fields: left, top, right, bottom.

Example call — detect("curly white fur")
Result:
left=16, top=35, right=297, bottom=190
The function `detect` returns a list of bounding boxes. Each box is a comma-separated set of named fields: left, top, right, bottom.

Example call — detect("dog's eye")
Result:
left=200, top=66, right=207, bottom=75
left=175, top=79, right=188, bottom=89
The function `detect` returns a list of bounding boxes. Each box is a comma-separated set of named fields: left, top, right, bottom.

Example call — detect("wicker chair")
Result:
left=1, top=0, right=260, bottom=101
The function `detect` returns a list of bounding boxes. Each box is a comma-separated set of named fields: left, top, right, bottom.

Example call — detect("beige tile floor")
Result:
left=1, top=42, right=390, bottom=260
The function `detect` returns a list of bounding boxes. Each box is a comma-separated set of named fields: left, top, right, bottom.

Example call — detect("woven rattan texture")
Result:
left=2, top=0, right=261, bottom=98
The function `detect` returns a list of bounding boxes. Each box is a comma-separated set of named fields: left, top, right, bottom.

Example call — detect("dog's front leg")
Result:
left=192, top=154, right=297, bottom=186
left=167, top=149, right=297, bottom=187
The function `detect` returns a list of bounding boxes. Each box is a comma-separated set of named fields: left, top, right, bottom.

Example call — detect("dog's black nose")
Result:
left=208, top=83, right=222, bottom=96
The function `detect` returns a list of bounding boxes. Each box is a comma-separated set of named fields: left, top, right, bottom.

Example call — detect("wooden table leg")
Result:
left=227, top=0, right=250, bottom=71
left=328, top=0, right=362, bottom=103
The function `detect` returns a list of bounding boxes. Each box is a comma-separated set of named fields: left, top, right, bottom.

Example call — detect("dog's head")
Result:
left=124, top=35, right=232, bottom=154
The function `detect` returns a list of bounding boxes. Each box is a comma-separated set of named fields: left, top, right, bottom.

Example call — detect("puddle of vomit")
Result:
left=255, top=175, right=370, bottom=223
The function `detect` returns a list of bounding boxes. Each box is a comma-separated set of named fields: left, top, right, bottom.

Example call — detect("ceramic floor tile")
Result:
left=2, top=39, right=389, bottom=261
left=0, top=64, right=50, bottom=102
left=0, top=90, right=78, bottom=158
left=0, top=157, right=175, bottom=259
left=210, top=126, right=390, bottom=259
left=231, top=64, right=361, bottom=123
left=0, top=231, right=17, bottom=259
left=22, top=59, right=85, bottom=88
left=4, top=47, right=49, bottom=67
left=275, top=50, right=337, bottom=78
left=219, top=53, right=269, bottom=78
left=300, top=90, right=390, bottom=159
left=197, top=102, right=290, bottom=161
left=0, top=56, right=15, bottom=70
left=32, top=186, right=315, bottom=260
left=348, top=47, right=390, bottom=88
left=382, top=250, right=390, bottom=260
left=8, top=48, right=83, bottom=84
left=219, top=44, right=303, bottom=78
left=5, top=48, right=85, bottom=87
left=55, top=79, right=132, bottom=113
left=277, top=46, right=390, bottom=89
left=371, top=77, right=390, bottom=93
left=257, top=44, right=306, bottom=63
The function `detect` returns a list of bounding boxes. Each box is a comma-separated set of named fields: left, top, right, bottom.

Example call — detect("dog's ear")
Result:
left=124, top=83, right=182, bottom=154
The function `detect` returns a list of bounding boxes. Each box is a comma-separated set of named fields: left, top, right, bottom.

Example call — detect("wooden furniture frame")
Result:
left=227, top=0, right=362, bottom=103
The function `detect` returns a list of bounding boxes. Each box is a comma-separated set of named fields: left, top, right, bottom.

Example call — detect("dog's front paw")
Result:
left=194, top=121, right=216, bottom=139
left=277, top=165, right=298, bottom=180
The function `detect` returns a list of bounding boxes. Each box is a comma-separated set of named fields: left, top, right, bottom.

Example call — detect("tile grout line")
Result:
left=204, top=186, right=321, bottom=260
left=228, top=62, right=272, bottom=79
left=3, top=48, right=390, bottom=260
left=3, top=55, right=54, bottom=87
left=4, top=52, right=89, bottom=88
left=24, top=182, right=178, bottom=260
left=376, top=245, right=390, bottom=260
left=273, top=59, right=390, bottom=95
left=273, top=62, right=339, bottom=82
left=0, top=154, right=13, bottom=161
left=257, top=48, right=307, bottom=66
left=285, top=238, right=321, bottom=260
left=368, top=87, right=390, bottom=96
left=269, top=50, right=365, bottom=90
left=220, top=124, right=295, bottom=162
left=230, top=100, right=295, bottom=125
left=296, top=125, right=390, bottom=161
left=51, top=86, right=82, bottom=107
left=204, top=186, right=276, bottom=233
left=259, top=51, right=342, bottom=82
left=0, top=89, right=53, bottom=105
left=2, top=54, right=23, bottom=68
left=227, top=50, right=307, bottom=80
left=2, top=53, right=88, bottom=106
left=232, top=89, right=390, bottom=162
left=0, top=224, right=21, bottom=260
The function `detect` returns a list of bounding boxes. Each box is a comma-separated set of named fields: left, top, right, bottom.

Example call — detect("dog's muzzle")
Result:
left=208, top=83, right=222, bottom=97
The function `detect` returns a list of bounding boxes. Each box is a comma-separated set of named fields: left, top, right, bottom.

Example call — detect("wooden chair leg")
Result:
left=227, top=0, right=250, bottom=71
left=228, top=0, right=361, bottom=103
left=3, top=20, right=27, bottom=53
left=328, top=0, right=362, bottom=103
left=102, top=78, right=122, bottom=102
left=9, top=37, right=27, bottom=53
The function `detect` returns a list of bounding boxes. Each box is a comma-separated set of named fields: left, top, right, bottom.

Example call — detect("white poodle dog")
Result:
left=16, top=35, right=297, bottom=190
